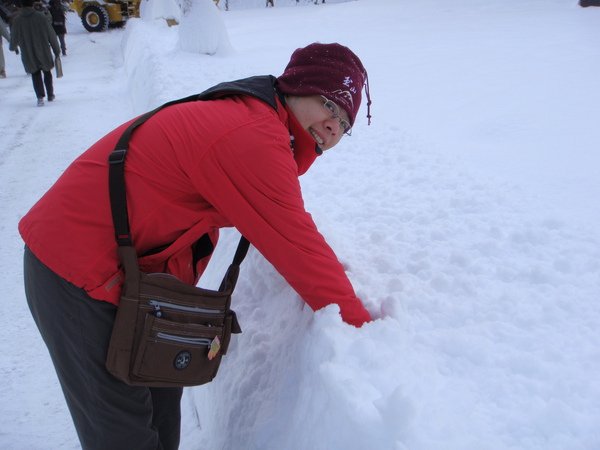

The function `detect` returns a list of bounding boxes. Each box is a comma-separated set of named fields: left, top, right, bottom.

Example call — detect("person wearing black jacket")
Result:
left=48, top=0, right=66, bottom=56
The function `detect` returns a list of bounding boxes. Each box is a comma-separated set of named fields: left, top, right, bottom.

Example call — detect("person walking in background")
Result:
left=9, top=0, right=61, bottom=106
left=33, top=0, right=52, bottom=22
left=20, top=41, right=372, bottom=449
left=0, top=14, right=9, bottom=78
left=48, top=0, right=67, bottom=56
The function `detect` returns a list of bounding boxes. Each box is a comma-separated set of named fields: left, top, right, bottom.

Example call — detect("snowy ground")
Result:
left=1, top=1, right=599, bottom=449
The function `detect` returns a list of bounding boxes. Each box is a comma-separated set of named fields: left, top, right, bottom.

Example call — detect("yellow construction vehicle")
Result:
left=70, top=0, right=141, bottom=32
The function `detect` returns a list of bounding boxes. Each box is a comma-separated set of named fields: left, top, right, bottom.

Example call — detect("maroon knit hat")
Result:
left=276, top=42, right=372, bottom=127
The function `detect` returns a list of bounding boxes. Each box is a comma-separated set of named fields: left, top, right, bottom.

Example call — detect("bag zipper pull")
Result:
left=153, top=304, right=163, bottom=318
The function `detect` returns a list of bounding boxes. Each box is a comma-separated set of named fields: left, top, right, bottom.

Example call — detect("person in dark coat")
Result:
left=9, top=0, right=61, bottom=106
left=48, top=0, right=67, bottom=56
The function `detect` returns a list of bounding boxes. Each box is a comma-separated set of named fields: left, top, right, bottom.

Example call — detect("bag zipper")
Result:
left=156, top=332, right=212, bottom=346
left=148, top=299, right=224, bottom=318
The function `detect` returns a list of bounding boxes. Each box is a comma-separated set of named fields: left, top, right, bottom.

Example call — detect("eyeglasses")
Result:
left=320, top=96, right=352, bottom=136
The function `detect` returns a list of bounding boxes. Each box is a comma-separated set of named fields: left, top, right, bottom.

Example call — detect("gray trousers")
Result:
left=23, top=247, right=183, bottom=450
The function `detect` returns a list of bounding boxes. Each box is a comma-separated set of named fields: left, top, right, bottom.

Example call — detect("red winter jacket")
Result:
left=19, top=94, right=372, bottom=327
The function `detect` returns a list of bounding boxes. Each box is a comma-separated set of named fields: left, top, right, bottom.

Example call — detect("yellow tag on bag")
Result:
left=208, top=336, right=221, bottom=360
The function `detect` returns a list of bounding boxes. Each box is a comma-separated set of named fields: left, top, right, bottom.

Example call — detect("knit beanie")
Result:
left=276, top=42, right=372, bottom=127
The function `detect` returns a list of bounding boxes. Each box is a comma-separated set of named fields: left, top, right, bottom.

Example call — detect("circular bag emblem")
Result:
left=174, top=351, right=192, bottom=370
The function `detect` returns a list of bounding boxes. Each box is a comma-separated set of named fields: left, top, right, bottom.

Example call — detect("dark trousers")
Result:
left=23, top=247, right=183, bottom=450
left=31, top=70, right=53, bottom=99
left=58, top=34, right=67, bottom=55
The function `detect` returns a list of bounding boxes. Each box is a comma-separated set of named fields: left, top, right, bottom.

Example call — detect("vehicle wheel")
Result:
left=81, top=5, right=109, bottom=32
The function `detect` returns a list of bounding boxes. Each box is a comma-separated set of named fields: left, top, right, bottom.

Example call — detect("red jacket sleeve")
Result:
left=189, top=117, right=371, bottom=327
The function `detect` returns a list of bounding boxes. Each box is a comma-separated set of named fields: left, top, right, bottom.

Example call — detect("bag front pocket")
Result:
left=132, top=315, right=224, bottom=385
left=142, top=298, right=227, bottom=327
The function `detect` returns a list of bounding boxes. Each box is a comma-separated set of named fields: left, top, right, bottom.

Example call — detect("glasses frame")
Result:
left=320, top=96, right=352, bottom=136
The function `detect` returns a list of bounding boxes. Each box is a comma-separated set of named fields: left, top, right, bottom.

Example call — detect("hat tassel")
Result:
left=364, top=71, right=372, bottom=125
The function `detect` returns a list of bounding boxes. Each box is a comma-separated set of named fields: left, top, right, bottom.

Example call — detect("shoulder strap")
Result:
left=108, top=75, right=280, bottom=267
left=196, top=75, right=280, bottom=109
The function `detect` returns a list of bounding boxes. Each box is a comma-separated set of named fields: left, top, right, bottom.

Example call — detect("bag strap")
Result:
left=109, top=75, right=278, bottom=250
left=108, top=95, right=208, bottom=247
left=107, top=76, right=284, bottom=279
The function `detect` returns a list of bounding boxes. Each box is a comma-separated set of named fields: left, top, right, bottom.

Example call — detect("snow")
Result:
left=139, top=0, right=181, bottom=22
left=177, top=0, right=233, bottom=55
left=1, top=0, right=600, bottom=449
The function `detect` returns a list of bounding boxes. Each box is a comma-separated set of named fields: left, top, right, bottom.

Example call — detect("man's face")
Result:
left=287, top=95, right=351, bottom=152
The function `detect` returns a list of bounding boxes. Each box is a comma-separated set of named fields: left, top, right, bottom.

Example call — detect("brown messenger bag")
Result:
left=105, top=92, right=250, bottom=387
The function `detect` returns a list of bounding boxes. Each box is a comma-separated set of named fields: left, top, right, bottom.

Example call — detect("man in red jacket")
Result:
left=20, top=42, right=372, bottom=450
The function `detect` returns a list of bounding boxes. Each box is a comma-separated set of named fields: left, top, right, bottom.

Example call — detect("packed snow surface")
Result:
left=1, top=1, right=599, bottom=449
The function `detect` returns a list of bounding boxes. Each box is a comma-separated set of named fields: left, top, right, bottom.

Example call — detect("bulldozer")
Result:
left=70, top=0, right=141, bottom=32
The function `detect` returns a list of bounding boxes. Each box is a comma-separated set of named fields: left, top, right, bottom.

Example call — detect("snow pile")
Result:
left=177, top=0, right=233, bottom=56
left=121, top=2, right=600, bottom=449
left=139, top=0, right=181, bottom=21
